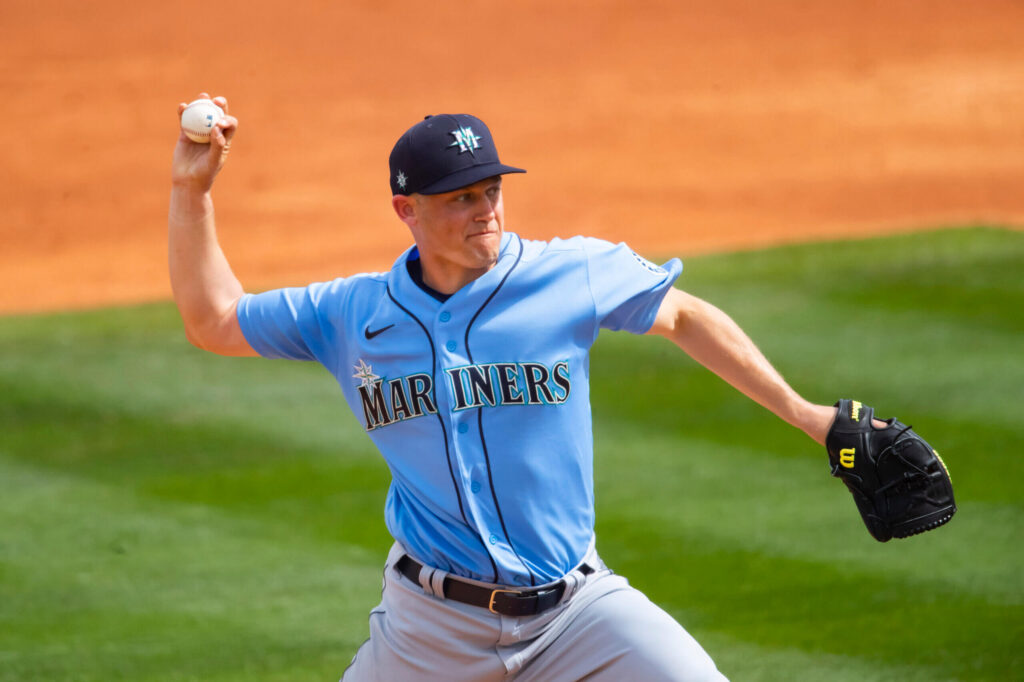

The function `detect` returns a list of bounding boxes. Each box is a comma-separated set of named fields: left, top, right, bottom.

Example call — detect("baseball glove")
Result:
left=825, top=399, right=956, bottom=542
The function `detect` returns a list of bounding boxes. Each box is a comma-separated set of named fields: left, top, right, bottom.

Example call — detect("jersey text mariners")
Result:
left=236, top=232, right=682, bottom=586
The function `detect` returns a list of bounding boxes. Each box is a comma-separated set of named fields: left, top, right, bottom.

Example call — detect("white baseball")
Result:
left=180, top=98, right=225, bottom=144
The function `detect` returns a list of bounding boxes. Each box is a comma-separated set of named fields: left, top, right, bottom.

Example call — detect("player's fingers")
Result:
left=210, top=123, right=224, bottom=149
left=210, top=116, right=237, bottom=150
left=218, top=115, right=238, bottom=142
left=208, top=129, right=227, bottom=164
left=212, top=95, right=228, bottom=115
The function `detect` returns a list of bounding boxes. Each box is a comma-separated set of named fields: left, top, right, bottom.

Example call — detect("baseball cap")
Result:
left=389, top=114, right=525, bottom=195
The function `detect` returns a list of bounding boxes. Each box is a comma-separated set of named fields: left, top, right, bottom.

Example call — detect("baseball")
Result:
left=180, top=98, right=225, bottom=144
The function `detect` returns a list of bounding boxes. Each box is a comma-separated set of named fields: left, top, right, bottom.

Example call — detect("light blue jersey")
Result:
left=237, top=232, right=682, bottom=587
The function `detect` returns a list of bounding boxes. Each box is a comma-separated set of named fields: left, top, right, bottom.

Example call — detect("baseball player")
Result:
left=168, top=95, right=867, bottom=681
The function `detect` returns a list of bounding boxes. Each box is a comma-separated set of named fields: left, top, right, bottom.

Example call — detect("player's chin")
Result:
left=464, top=234, right=501, bottom=268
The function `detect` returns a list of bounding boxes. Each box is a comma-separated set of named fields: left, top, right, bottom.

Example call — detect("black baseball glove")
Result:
left=825, top=399, right=956, bottom=542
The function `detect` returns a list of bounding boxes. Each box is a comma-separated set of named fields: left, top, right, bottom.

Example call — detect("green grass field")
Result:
left=1, top=227, right=1021, bottom=681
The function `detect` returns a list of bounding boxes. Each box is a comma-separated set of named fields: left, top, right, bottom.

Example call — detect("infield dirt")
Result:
left=1, top=0, right=1022, bottom=314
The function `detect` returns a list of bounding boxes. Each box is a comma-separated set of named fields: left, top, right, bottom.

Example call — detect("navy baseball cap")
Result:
left=389, top=114, right=525, bottom=195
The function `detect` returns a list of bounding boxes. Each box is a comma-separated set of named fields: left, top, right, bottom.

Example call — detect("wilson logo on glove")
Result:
left=825, top=399, right=956, bottom=542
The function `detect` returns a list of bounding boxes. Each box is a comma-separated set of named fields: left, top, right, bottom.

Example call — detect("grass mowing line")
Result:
left=0, top=456, right=381, bottom=682
left=602, top=511, right=1021, bottom=666
left=597, top=497, right=1021, bottom=681
left=0, top=305, right=377, bottom=460
left=593, top=325, right=1021, bottom=506
left=590, top=422, right=1022, bottom=679
left=697, top=630, right=964, bottom=682
left=593, top=424, right=1022, bottom=602
left=0, top=379, right=395, bottom=556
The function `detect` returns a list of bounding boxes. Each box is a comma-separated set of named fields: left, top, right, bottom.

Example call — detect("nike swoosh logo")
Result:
left=364, top=324, right=395, bottom=340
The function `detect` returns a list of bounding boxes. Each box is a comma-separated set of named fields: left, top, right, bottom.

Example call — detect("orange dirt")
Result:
left=2, top=1, right=1022, bottom=315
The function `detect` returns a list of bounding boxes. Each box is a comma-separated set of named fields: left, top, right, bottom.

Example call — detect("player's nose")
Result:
left=475, top=200, right=496, bottom=221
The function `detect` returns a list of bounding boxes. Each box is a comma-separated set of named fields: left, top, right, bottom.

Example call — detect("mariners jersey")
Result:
left=236, top=231, right=682, bottom=586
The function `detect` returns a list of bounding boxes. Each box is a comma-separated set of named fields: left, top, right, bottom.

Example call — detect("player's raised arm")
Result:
left=647, top=287, right=838, bottom=444
left=167, top=94, right=256, bottom=357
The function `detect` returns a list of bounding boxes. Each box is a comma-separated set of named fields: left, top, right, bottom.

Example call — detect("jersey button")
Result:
left=439, top=311, right=451, bottom=322
left=445, top=340, right=457, bottom=352
left=488, top=533, right=499, bottom=545
left=457, top=423, right=469, bottom=434
left=471, top=481, right=482, bottom=494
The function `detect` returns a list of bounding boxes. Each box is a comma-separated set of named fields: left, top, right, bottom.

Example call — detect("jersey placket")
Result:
left=435, top=303, right=533, bottom=586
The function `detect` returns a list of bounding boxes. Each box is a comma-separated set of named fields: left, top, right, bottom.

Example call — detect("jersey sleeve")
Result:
left=583, top=238, right=683, bottom=334
left=235, top=279, right=346, bottom=368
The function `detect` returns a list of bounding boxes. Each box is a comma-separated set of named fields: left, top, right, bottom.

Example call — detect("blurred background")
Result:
left=0, top=0, right=1021, bottom=313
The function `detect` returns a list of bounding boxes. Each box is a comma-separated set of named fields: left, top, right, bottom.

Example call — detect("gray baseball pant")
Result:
left=342, top=541, right=728, bottom=681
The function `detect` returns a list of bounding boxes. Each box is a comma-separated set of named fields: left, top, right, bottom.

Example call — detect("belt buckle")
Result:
left=488, top=588, right=519, bottom=614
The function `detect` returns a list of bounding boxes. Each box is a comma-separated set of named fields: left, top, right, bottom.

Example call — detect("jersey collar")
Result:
left=387, top=231, right=521, bottom=314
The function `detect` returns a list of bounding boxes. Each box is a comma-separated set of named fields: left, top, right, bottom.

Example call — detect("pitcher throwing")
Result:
left=168, top=94, right=953, bottom=681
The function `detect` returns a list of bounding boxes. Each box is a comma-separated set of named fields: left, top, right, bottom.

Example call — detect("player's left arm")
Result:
left=648, top=289, right=954, bottom=540
left=647, top=287, right=847, bottom=445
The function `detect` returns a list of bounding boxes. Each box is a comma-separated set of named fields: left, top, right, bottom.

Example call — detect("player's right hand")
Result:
left=171, top=93, right=238, bottom=193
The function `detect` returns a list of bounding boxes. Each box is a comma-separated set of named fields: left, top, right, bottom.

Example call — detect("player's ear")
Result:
left=391, top=194, right=417, bottom=225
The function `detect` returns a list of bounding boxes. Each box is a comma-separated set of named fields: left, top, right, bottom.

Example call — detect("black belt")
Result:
left=394, top=554, right=593, bottom=617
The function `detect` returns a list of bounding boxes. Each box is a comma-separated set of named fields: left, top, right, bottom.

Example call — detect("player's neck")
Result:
left=417, top=254, right=495, bottom=295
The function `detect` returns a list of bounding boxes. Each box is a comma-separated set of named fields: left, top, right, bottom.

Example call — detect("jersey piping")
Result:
left=386, top=282, right=500, bottom=581
left=462, top=233, right=536, bottom=585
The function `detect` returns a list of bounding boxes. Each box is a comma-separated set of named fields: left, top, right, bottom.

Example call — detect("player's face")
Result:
left=406, top=176, right=505, bottom=290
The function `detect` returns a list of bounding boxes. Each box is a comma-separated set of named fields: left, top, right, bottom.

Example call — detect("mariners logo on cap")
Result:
left=449, top=126, right=482, bottom=155
left=395, top=171, right=408, bottom=190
